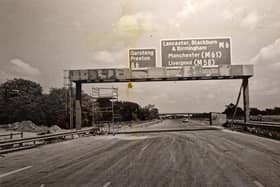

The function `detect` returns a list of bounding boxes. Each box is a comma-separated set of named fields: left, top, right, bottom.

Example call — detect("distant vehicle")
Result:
left=250, top=114, right=263, bottom=121
left=257, top=114, right=263, bottom=121
left=182, top=118, right=189, bottom=123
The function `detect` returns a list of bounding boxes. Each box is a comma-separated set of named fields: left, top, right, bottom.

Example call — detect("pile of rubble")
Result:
left=49, top=125, right=63, bottom=133
left=8, top=121, right=46, bottom=133
left=6, top=121, right=63, bottom=134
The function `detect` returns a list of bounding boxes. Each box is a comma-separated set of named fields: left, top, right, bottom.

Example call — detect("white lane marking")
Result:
left=95, top=135, right=149, bottom=141
left=0, top=165, right=32, bottom=179
left=103, top=182, right=111, bottom=187
left=254, top=180, right=265, bottom=187
left=40, top=184, right=45, bottom=187
left=141, top=144, right=150, bottom=152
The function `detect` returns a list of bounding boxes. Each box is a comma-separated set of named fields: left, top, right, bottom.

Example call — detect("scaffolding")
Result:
left=92, top=87, right=120, bottom=133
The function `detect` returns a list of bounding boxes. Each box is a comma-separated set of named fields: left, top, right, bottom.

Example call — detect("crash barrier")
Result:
left=0, top=127, right=100, bottom=154
left=228, top=120, right=280, bottom=140
left=0, top=132, right=23, bottom=140
left=114, top=127, right=221, bottom=135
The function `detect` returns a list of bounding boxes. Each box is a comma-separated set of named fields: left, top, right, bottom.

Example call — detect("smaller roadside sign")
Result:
left=129, top=49, right=156, bottom=68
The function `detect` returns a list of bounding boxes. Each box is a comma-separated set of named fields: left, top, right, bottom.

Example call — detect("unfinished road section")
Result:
left=1, top=120, right=279, bottom=187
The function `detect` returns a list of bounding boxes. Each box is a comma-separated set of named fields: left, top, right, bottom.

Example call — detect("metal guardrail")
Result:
left=0, top=132, right=23, bottom=139
left=249, top=120, right=280, bottom=126
left=0, top=128, right=99, bottom=154
left=231, top=120, right=280, bottom=130
left=228, top=120, right=280, bottom=140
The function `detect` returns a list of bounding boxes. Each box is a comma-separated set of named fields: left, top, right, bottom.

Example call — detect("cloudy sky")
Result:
left=1, top=0, right=280, bottom=113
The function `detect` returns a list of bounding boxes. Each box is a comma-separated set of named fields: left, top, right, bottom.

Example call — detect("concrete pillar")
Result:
left=242, top=78, right=250, bottom=123
left=75, top=82, right=82, bottom=130
left=75, top=100, right=82, bottom=130
left=69, top=87, right=74, bottom=129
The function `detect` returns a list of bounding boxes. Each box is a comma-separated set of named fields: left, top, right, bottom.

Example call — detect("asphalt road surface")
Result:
left=0, top=120, right=280, bottom=187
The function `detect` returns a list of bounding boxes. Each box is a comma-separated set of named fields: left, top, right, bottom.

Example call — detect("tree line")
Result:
left=223, top=103, right=280, bottom=118
left=0, top=79, right=159, bottom=128
left=93, top=98, right=159, bottom=123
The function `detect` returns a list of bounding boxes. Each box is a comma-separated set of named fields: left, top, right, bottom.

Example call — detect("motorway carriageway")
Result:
left=0, top=120, right=279, bottom=187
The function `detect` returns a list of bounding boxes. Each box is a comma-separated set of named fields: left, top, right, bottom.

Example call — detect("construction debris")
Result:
left=49, top=125, right=63, bottom=133
left=5, top=121, right=63, bottom=134
left=8, top=121, right=47, bottom=133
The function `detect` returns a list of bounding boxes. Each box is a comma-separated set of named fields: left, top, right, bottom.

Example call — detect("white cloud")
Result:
left=92, top=50, right=114, bottom=64
left=251, top=38, right=280, bottom=66
left=0, top=71, right=14, bottom=83
left=250, top=38, right=280, bottom=107
left=177, top=0, right=198, bottom=18
left=0, top=59, right=41, bottom=83
left=91, top=49, right=128, bottom=68
left=114, top=12, right=156, bottom=45
left=175, top=0, right=211, bottom=23
left=222, top=7, right=245, bottom=22
left=10, top=58, right=41, bottom=76
left=241, top=10, right=260, bottom=30
left=172, top=0, right=262, bottom=32
left=271, top=62, right=280, bottom=68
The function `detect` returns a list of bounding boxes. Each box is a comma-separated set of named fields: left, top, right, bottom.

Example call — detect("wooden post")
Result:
left=231, top=83, right=243, bottom=125
left=242, top=78, right=250, bottom=123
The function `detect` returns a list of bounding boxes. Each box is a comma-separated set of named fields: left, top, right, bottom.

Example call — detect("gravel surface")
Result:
left=0, top=120, right=279, bottom=187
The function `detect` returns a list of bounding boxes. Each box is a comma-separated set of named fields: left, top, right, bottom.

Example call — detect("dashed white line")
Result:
left=254, top=180, right=265, bottom=187
left=103, top=181, right=111, bottom=187
left=141, top=144, right=150, bottom=152
left=0, top=165, right=32, bottom=179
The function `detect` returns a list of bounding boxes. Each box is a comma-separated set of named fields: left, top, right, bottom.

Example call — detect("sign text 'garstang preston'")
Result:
left=129, top=49, right=156, bottom=68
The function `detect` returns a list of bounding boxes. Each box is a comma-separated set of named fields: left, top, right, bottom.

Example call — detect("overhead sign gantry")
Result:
left=65, top=37, right=253, bottom=129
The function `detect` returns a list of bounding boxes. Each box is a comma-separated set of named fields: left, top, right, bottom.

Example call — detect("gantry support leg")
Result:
left=242, top=78, right=250, bottom=123
left=69, top=86, right=74, bottom=129
left=75, top=82, right=82, bottom=130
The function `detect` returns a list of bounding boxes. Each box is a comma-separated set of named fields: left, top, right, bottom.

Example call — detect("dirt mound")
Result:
left=49, top=125, right=63, bottom=133
left=8, top=121, right=47, bottom=133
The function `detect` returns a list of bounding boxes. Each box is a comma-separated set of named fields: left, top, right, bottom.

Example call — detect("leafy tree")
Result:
left=0, top=78, right=160, bottom=129
left=250, top=107, right=262, bottom=115
left=81, top=93, right=94, bottom=126
left=139, top=104, right=159, bottom=120
left=249, top=107, right=280, bottom=116
left=93, top=100, right=159, bottom=122
left=0, top=79, right=43, bottom=124
left=115, top=101, right=140, bottom=121
left=223, top=103, right=244, bottom=118
left=41, top=88, right=67, bottom=127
